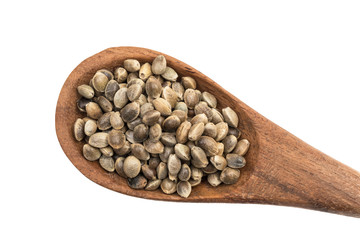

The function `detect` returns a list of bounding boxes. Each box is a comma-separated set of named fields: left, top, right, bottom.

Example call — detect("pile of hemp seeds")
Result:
left=73, top=55, right=250, bottom=198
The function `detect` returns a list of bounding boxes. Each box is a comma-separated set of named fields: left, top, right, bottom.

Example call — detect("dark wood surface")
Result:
left=55, top=47, right=360, bottom=217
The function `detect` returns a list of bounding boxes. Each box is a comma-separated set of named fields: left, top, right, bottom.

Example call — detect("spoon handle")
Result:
left=243, top=109, right=360, bottom=217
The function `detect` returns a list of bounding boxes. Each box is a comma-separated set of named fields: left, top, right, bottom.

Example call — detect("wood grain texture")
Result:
left=56, top=47, right=360, bottom=217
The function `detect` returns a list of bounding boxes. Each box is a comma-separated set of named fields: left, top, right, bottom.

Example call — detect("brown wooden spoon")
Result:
left=55, top=46, right=360, bottom=217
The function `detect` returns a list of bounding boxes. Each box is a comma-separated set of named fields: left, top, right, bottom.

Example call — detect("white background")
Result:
left=1, top=0, right=359, bottom=239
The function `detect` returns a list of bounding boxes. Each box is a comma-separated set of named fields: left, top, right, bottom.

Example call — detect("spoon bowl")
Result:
left=56, top=47, right=360, bottom=217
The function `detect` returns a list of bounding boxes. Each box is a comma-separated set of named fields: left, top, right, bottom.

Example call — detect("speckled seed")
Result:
left=142, top=110, right=161, bottom=126
left=228, top=127, right=242, bottom=139
left=149, top=157, right=161, bottom=169
left=152, top=98, right=172, bottom=116
left=99, top=156, right=115, bottom=172
left=177, top=181, right=191, bottom=198
left=145, top=179, right=162, bottom=191
left=232, top=139, right=250, bottom=156
left=152, top=55, right=167, bottom=74
left=86, top=102, right=103, bottom=119
left=95, top=96, right=113, bottom=113
left=201, top=92, right=217, bottom=108
left=220, top=167, right=240, bottom=184
left=159, top=146, right=174, bottom=162
left=84, top=119, right=97, bottom=136
left=115, top=157, right=126, bottom=177
left=222, top=135, right=238, bottom=154
left=126, top=83, right=142, bottom=102
left=77, top=97, right=91, bottom=112
left=202, top=163, right=217, bottom=174
left=174, top=102, right=188, bottom=114
left=210, top=155, right=227, bottom=170
left=131, top=143, right=150, bottom=161
left=123, top=156, right=141, bottom=178
left=100, top=146, right=113, bottom=157
left=114, top=67, right=128, bottom=83
left=162, top=115, right=181, bottom=132
left=113, top=141, right=131, bottom=156
left=176, top=121, right=191, bottom=144
left=133, top=124, right=149, bottom=142
left=168, top=154, right=181, bottom=178
left=197, top=136, right=219, bottom=156
left=110, top=111, right=124, bottom=130
left=207, top=172, right=222, bottom=187
left=188, top=122, right=204, bottom=141
left=97, top=112, right=111, bottom=130
left=140, top=103, right=154, bottom=117
left=203, top=122, right=217, bottom=138
left=74, top=118, right=85, bottom=141
left=160, top=133, right=177, bottom=147
left=145, top=76, right=162, bottom=99
left=194, top=101, right=213, bottom=120
left=139, top=62, right=152, bottom=80
left=141, top=164, right=156, bottom=180
left=104, top=80, right=119, bottom=101
left=83, top=144, right=101, bottom=161
left=191, top=146, right=209, bottom=168
left=222, top=107, right=239, bottom=128
left=92, top=71, right=109, bottom=92
left=108, top=130, right=126, bottom=149
left=149, top=124, right=162, bottom=141
left=128, top=175, right=147, bottom=189
left=226, top=154, right=246, bottom=168
left=77, top=84, right=94, bottom=99
left=89, top=132, right=109, bottom=148
left=143, top=140, right=164, bottom=154
left=190, top=113, right=208, bottom=125
left=161, top=67, right=178, bottom=81
left=157, top=162, right=168, bottom=180
left=211, top=109, right=224, bottom=124
left=124, top=59, right=140, bottom=72
left=161, top=178, right=177, bottom=194
left=120, top=102, right=140, bottom=122
left=162, top=86, right=178, bottom=108
left=178, top=164, right=191, bottom=181
left=181, top=76, right=197, bottom=89
left=215, top=122, right=229, bottom=141
left=171, top=110, right=186, bottom=123
left=184, top=89, right=200, bottom=109
left=174, top=144, right=191, bottom=161
left=113, top=88, right=129, bottom=109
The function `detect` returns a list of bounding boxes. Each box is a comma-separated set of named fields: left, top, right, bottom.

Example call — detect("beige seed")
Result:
left=140, top=102, right=154, bottom=117
left=160, top=132, right=177, bottom=147
left=159, top=146, right=174, bottom=162
left=142, top=110, right=161, bottom=126
left=228, top=127, right=242, bottom=139
left=127, top=83, right=142, bottom=102
left=139, top=62, right=152, bottom=80
left=174, top=144, right=191, bottom=161
left=86, top=102, right=103, bottom=119
left=99, top=156, right=115, bottom=172
left=131, top=143, right=150, bottom=161
left=210, top=155, right=227, bottom=171
left=171, top=110, right=187, bottom=123
left=220, top=167, right=240, bottom=184
left=157, top=162, right=168, bottom=180
left=161, top=67, right=178, bottom=81
left=202, top=163, right=217, bottom=174
left=162, top=86, right=178, bottom=108
left=172, top=82, right=184, bottom=100
left=188, top=122, right=204, bottom=141
left=98, top=69, right=114, bottom=81
left=168, top=154, right=181, bottom=178
left=84, top=119, right=97, bottom=136
left=174, top=102, right=188, bottom=114
left=77, top=84, right=94, bottom=99
left=128, top=175, right=147, bottom=189
left=201, top=91, right=217, bottom=108
left=176, top=121, right=191, bottom=144
left=232, top=139, right=250, bottom=156
left=184, top=89, right=200, bottom=109
left=186, top=141, right=196, bottom=150
left=125, top=130, right=135, bottom=144
left=203, top=122, right=217, bottom=138
left=194, top=101, right=213, bottom=120
left=152, top=55, right=167, bottom=75
left=136, top=94, right=147, bottom=106
left=215, top=122, right=229, bottom=141
left=141, top=164, right=156, bottom=180
left=211, top=108, right=224, bottom=124
left=189, top=178, right=201, bottom=187
left=127, top=78, right=145, bottom=92
left=133, top=124, right=149, bottom=142
left=110, top=111, right=124, bottom=130
left=161, top=178, right=177, bottom=194
left=191, top=146, right=209, bottom=168
left=104, top=80, right=119, bottom=101
left=120, top=102, right=140, bottom=123
left=217, top=142, right=225, bottom=156
left=178, top=164, right=191, bottom=181
left=149, top=123, right=162, bottom=141
left=74, top=118, right=85, bottom=141
left=108, top=130, right=126, bottom=149
left=197, top=136, right=219, bottom=156
left=95, top=96, right=113, bottom=113
left=123, top=156, right=141, bottom=178
left=83, top=144, right=101, bottom=161
left=145, top=179, right=162, bottom=191
left=89, top=132, right=109, bottom=148
left=149, top=157, right=161, bottom=169
left=177, top=181, right=192, bottom=198
left=143, top=139, right=164, bottom=154
left=113, top=141, right=131, bottom=156
left=207, top=172, right=222, bottom=187
left=222, top=107, right=239, bottom=128
left=113, top=88, right=129, bottom=109
left=152, top=98, right=172, bottom=116
left=226, top=154, right=246, bottom=168
left=92, top=71, right=109, bottom=92
left=100, top=146, right=114, bottom=157
left=124, top=59, right=140, bottom=72
left=162, top=115, right=181, bottom=132
left=97, top=112, right=112, bottom=130
left=115, top=157, right=126, bottom=177
left=145, top=76, right=162, bottom=99
left=181, top=76, right=197, bottom=89
left=190, top=113, right=208, bottom=125
left=127, top=72, right=139, bottom=82
left=191, top=166, right=203, bottom=181
left=114, top=67, right=128, bottom=83
left=223, top=135, right=238, bottom=153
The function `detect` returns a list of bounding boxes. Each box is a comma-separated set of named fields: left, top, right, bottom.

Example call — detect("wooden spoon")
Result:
left=55, top=47, right=360, bottom=217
